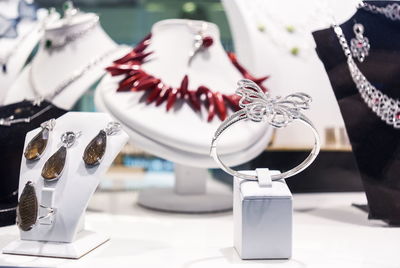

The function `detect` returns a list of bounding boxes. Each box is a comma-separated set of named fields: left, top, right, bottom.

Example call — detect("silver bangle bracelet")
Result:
left=210, top=79, right=321, bottom=181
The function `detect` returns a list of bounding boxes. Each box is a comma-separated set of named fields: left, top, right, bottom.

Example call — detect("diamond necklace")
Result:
left=29, top=45, right=123, bottom=103
left=0, top=46, right=123, bottom=126
left=43, top=15, right=99, bottom=51
left=359, top=1, right=400, bottom=21
left=333, top=2, right=400, bottom=129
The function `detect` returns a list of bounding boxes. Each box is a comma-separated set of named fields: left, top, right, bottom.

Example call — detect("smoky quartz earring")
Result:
left=83, top=122, right=121, bottom=167
left=24, top=119, right=56, bottom=161
left=17, top=181, right=56, bottom=231
left=17, top=181, right=38, bottom=231
left=41, top=131, right=81, bottom=181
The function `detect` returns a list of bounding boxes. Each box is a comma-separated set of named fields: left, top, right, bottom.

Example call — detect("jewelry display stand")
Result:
left=222, top=0, right=358, bottom=147
left=233, top=170, right=292, bottom=259
left=2, top=112, right=129, bottom=258
left=95, top=19, right=273, bottom=213
left=313, top=1, right=400, bottom=225
left=96, top=89, right=273, bottom=213
left=138, top=165, right=233, bottom=213
left=3, top=11, right=130, bottom=110
left=0, top=7, right=55, bottom=103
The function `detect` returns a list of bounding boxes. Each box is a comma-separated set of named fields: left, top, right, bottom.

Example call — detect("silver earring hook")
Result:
left=61, top=131, right=81, bottom=148
left=40, top=118, right=56, bottom=131
left=104, top=121, right=121, bottom=136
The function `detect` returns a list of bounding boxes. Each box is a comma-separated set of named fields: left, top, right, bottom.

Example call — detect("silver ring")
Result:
left=39, top=205, right=56, bottom=221
left=210, top=79, right=321, bottom=181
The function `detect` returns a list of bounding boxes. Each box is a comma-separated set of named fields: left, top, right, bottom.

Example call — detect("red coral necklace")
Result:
left=106, top=33, right=268, bottom=121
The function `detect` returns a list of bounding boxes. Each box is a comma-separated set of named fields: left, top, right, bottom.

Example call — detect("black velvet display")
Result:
left=313, top=1, right=400, bottom=225
left=0, top=100, right=67, bottom=227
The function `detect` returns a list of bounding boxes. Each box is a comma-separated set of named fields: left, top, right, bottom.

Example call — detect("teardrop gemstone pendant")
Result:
left=24, top=119, right=56, bottom=161
left=83, top=122, right=121, bottom=167
left=17, top=181, right=38, bottom=231
left=83, top=130, right=107, bottom=166
left=41, top=131, right=80, bottom=181
left=41, top=146, right=67, bottom=181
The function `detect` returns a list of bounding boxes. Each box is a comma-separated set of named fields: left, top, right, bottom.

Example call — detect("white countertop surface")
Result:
left=0, top=191, right=399, bottom=268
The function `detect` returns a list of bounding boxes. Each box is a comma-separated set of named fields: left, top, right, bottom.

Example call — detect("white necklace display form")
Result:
left=95, top=86, right=272, bottom=168
left=97, top=19, right=270, bottom=159
left=96, top=19, right=273, bottom=213
left=3, top=12, right=130, bottom=109
left=3, top=112, right=129, bottom=258
left=0, top=8, right=53, bottom=103
left=222, top=0, right=358, bottom=148
left=0, top=0, right=20, bottom=18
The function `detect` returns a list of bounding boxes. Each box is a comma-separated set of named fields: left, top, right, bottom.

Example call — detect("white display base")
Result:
left=138, top=165, right=232, bottom=213
left=2, top=230, right=109, bottom=259
left=138, top=188, right=232, bottom=213
left=234, top=170, right=292, bottom=259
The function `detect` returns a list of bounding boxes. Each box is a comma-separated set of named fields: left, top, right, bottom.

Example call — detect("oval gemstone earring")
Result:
left=17, top=181, right=56, bottom=231
left=24, top=119, right=56, bottom=161
left=350, top=23, right=370, bottom=62
left=41, top=131, right=81, bottom=181
left=83, top=122, right=121, bottom=167
left=17, top=181, right=38, bottom=231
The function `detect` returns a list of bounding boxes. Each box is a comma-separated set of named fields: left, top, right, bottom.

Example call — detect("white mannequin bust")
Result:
left=0, top=3, right=53, bottom=103
left=222, top=0, right=359, bottom=148
left=3, top=11, right=130, bottom=109
left=96, top=19, right=270, bottom=159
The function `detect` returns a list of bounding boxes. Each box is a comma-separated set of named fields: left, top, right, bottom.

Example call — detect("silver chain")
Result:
left=0, top=206, right=16, bottom=213
left=0, top=190, right=17, bottom=214
left=44, top=16, right=99, bottom=50
left=30, top=46, right=122, bottom=102
left=1, top=46, right=123, bottom=126
left=360, top=2, right=400, bottom=21
left=0, top=104, right=53, bottom=126
left=333, top=23, right=400, bottom=128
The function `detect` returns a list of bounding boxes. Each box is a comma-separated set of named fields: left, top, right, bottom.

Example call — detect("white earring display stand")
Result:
left=95, top=19, right=273, bottom=213
left=3, top=11, right=130, bottom=109
left=0, top=8, right=56, bottom=103
left=222, top=0, right=359, bottom=147
left=138, top=164, right=233, bottom=213
left=2, top=112, right=129, bottom=259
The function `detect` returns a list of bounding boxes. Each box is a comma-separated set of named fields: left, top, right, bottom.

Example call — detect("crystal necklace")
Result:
left=29, top=45, right=123, bottom=103
left=333, top=2, right=400, bottom=129
left=0, top=46, right=123, bottom=126
left=43, top=15, right=99, bottom=51
left=106, top=34, right=269, bottom=122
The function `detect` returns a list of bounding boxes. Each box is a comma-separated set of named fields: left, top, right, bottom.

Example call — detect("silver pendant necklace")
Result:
left=333, top=2, right=400, bottom=129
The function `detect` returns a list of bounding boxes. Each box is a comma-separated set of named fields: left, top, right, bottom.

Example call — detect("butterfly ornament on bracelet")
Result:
left=236, top=79, right=312, bottom=127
